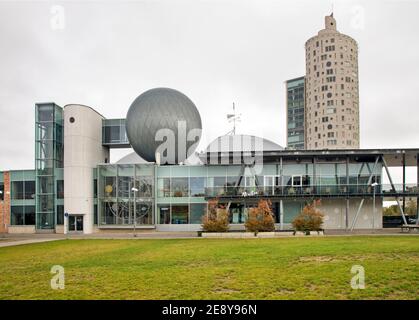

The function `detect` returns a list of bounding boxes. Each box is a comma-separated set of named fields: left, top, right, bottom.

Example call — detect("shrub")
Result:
left=245, top=199, right=275, bottom=233
left=202, top=199, right=229, bottom=232
left=292, top=200, right=324, bottom=234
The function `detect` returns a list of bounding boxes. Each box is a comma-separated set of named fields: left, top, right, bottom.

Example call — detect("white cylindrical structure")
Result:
left=305, top=14, right=360, bottom=149
left=64, top=104, right=109, bottom=234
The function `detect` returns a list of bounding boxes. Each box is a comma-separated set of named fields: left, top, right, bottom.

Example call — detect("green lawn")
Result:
left=0, top=236, right=418, bottom=300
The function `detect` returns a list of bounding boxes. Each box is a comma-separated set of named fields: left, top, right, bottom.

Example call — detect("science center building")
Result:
left=1, top=88, right=418, bottom=234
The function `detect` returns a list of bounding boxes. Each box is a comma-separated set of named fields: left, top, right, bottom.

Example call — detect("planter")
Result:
left=274, top=231, right=295, bottom=237
left=293, top=230, right=324, bottom=236
left=202, top=232, right=255, bottom=238
left=309, top=231, right=324, bottom=236
left=256, top=232, right=275, bottom=238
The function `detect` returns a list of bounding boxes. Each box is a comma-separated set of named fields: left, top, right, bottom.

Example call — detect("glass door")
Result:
left=68, top=215, right=83, bottom=232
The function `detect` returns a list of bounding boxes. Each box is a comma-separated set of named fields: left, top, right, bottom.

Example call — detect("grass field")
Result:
left=0, top=236, right=418, bottom=300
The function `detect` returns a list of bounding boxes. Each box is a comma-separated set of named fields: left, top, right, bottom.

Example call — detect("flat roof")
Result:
left=199, top=148, right=419, bottom=167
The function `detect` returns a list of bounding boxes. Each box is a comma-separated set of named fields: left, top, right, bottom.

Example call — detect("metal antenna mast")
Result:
left=226, top=102, right=241, bottom=135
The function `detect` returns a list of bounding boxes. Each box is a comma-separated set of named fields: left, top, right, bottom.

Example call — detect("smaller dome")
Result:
left=204, top=134, right=283, bottom=154
left=116, top=152, right=149, bottom=165
left=116, top=151, right=203, bottom=165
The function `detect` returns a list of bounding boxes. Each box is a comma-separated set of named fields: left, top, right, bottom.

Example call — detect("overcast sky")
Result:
left=1, top=0, right=419, bottom=180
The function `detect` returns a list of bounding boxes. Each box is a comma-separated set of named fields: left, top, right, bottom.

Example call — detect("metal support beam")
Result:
left=350, top=156, right=380, bottom=231
left=226, top=164, right=246, bottom=212
left=358, top=162, right=365, bottom=178
left=381, top=155, right=408, bottom=225
left=365, top=163, right=372, bottom=175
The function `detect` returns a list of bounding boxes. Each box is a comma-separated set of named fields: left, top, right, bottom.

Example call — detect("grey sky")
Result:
left=1, top=0, right=419, bottom=182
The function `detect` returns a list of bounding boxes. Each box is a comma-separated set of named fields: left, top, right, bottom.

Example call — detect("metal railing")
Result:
left=204, top=183, right=419, bottom=198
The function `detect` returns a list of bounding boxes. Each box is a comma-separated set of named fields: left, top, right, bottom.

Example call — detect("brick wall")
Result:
left=0, top=171, right=10, bottom=233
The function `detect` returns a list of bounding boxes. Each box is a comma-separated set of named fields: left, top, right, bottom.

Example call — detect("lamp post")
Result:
left=371, top=182, right=379, bottom=232
left=131, top=187, right=139, bottom=238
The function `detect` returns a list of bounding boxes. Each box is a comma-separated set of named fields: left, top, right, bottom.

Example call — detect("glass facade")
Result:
left=11, top=205, right=36, bottom=225
left=97, top=164, right=154, bottom=226
left=286, top=77, right=305, bottom=150
left=35, top=103, right=63, bottom=229
left=96, top=160, right=384, bottom=226
left=102, top=119, right=129, bottom=147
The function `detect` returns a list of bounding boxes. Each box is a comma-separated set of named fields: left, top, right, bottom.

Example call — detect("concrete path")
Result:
left=0, top=238, right=62, bottom=248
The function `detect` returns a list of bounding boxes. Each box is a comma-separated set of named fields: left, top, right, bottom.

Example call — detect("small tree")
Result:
left=245, top=199, right=275, bottom=233
left=292, top=199, right=324, bottom=234
left=202, top=199, right=229, bottom=232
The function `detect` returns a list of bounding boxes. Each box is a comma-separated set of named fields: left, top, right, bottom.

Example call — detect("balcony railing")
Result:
left=204, top=184, right=419, bottom=198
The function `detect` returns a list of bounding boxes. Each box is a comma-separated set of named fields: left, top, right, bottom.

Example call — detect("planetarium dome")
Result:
left=204, top=134, right=284, bottom=153
left=125, top=88, right=202, bottom=164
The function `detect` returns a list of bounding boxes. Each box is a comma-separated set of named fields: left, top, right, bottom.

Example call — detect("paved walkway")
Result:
left=0, top=238, right=62, bottom=248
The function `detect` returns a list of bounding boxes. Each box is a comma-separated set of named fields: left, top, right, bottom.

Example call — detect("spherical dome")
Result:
left=204, top=134, right=284, bottom=153
left=126, top=88, right=202, bottom=164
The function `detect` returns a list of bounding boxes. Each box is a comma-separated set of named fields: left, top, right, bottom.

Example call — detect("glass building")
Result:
left=286, top=76, right=305, bottom=150
left=35, top=103, right=64, bottom=230
left=1, top=102, right=419, bottom=234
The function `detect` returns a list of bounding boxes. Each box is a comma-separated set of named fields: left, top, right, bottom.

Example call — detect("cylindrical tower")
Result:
left=63, top=104, right=109, bottom=234
left=305, top=14, right=360, bottom=149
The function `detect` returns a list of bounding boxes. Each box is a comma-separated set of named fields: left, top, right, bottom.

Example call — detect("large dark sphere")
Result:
left=125, top=88, right=202, bottom=164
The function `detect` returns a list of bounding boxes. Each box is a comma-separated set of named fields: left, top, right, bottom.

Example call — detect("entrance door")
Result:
left=68, top=215, right=84, bottom=232
left=229, top=204, right=245, bottom=224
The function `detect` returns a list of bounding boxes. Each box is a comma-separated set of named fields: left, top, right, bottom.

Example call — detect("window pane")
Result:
left=56, top=205, right=64, bottom=225
left=93, top=179, right=98, bottom=198
left=38, top=176, right=54, bottom=194
left=190, top=203, right=206, bottom=224
left=94, top=204, right=98, bottom=224
left=171, top=178, right=188, bottom=197
left=37, top=105, right=54, bottom=122
left=25, top=181, right=36, bottom=199
left=11, top=181, right=24, bottom=200
left=25, top=206, right=36, bottom=225
left=158, top=205, right=170, bottom=224
left=118, top=176, right=133, bottom=198
left=136, top=202, right=153, bottom=224
left=36, top=122, right=54, bottom=140
left=171, top=205, right=189, bottom=224
left=104, top=176, right=116, bottom=197
left=38, top=195, right=54, bottom=212
left=190, top=177, right=205, bottom=197
left=11, top=206, right=24, bottom=225
left=38, top=212, right=54, bottom=229
left=137, top=177, right=153, bottom=198
left=158, top=178, right=170, bottom=197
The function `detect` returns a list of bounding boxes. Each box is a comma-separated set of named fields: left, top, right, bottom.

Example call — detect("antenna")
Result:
left=226, top=102, right=241, bottom=135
